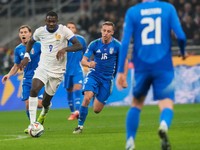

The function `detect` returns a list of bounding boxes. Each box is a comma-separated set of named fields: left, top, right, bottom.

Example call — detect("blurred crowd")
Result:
left=78, top=0, right=200, bottom=44
left=0, top=0, right=200, bottom=75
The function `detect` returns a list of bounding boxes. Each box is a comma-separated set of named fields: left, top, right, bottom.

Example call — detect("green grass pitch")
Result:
left=0, top=104, right=199, bottom=150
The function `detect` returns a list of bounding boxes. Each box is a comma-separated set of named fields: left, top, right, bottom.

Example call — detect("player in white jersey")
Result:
left=19, top=11, right=82, bottom=129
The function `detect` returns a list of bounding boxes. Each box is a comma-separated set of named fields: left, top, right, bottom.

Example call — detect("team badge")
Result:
left=109, top=47, right=114, bottom=54
left=55, top=33, right=61, bottom=41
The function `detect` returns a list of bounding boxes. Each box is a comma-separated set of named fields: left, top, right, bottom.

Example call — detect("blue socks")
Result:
left=78, top=106, right=88, bottom=126
left=126, top=107, right=141, bottom=140
left=67, top=92, right=74, bottom=113
left=160, top=108, right=174, bottom=128
left=74, top=90, right=81, bottom=111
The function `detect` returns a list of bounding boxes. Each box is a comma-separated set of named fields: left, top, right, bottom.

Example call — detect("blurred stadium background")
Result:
left=0, top=0, right=200, bottom=111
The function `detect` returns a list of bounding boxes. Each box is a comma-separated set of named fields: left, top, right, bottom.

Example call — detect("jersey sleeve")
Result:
left=63, top=26, right=75, bottom=41
left=118, top=8, right=134, bottom=73
left=84, top=41, right=95, bottom=58
left=170, top=4, right=186, bottom=55
left=14, top=47, right=21, bottom=64
left=32, top=28, right=41, bottom=41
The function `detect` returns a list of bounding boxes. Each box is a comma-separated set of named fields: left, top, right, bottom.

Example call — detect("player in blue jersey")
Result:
left=64, top=21, right=87, bottom=120
left=1, top=25, right=44, bottom=133
left=73, top=21, right=128, bottom=134
left=116, top=0, right=186, bottom=150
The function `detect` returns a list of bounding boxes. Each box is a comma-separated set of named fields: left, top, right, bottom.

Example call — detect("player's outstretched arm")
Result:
left=1, top=64, right=19, bottom=84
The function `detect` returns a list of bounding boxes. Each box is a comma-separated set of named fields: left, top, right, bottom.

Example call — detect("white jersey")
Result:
left=33, top=24, right=74, bottom=77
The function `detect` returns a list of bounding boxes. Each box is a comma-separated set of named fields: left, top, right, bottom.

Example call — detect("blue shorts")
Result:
left=63, top=72, right=83, bottom=89
left=83, top=76, right=113, bottom=104
left=133, top=70, right=175, bottom=101
left=22, top=78, right=44, bottom=101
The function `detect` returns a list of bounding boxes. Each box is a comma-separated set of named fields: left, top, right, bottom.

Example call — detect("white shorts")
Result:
left=33, top=67, right=63, bottom=96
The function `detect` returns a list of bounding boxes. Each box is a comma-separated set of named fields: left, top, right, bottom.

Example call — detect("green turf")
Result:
left=0, top=104, right=199, bottom=150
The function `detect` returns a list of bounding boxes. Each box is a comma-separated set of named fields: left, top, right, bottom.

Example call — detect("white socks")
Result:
left=29, top=96, right=38, bottom=124
left=159, top=120, right=168, bottom=132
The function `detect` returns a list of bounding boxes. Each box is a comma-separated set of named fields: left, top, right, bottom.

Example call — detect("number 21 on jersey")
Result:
left=141, top=17, right=161, bottom=45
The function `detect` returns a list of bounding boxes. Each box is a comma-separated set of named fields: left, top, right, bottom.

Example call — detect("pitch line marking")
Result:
left=0, top=135, right=29, bottom=141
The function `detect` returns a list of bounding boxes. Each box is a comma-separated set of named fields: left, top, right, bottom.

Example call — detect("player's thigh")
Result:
left=152, top=70, right=175, bottom=101
left=46, top=76, right=63, bottom=96
left=33, top=67, right=48, bottom=87
left=133, top=72, right=151, bottom=99
left=96, top=80, right=112, bottom=105
left=83, top=76, right=98, bottom=94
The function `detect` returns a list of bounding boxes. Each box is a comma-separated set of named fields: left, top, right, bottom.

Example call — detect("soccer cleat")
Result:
left=73, top=126, right=83, bottom=134
left=126, top=137, right=135, bottom=150
left=37, top=115, right=46, bottom=125
left=158, top=129, right=171, bottom=150
left=68, top=111, right=79, bottom=121
left=24, top=128, right=29, bottom=134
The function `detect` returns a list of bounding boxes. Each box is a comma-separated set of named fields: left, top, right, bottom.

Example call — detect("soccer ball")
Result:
left=28, top=122, right=44, bottom=137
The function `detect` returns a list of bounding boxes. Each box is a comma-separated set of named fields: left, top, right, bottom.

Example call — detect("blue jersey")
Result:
left=14, top=42, right=41, bottom=78
left=118, top=0, right=186, bottom=72
left=84, top=38, right=120, bottom=80
left=66, top=34, right=87, bottom=75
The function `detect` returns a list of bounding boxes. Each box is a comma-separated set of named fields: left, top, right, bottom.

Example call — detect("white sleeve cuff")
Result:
left=24, top=52, right=31, bottom=62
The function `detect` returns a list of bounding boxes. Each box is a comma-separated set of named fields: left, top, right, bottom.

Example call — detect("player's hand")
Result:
left=88, top=61, right=96, bottom=68
left=1, top=74, right=9, bottom=84
left=116, top=73, right=127, bottom=90
left=56, top=49, right=65, bottom=60
left=19, top=57, right=29, bottom=71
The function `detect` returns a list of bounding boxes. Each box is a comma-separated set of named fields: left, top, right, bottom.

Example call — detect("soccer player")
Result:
left=19, top=11, right=82, bottom=128
left=64, top=21, right=87, bottom=120
left=73, top=21, right=128, bottom=134
left=116, top=0, right=186, bottom=150
left=1, top=25, right=44, bottom=133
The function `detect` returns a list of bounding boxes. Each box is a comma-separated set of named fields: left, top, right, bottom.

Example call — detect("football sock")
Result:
left=78, top=106, right=88, bottom=126
left=26, top=110, right=30, bottom=120
left=67, top=92, right=74, bottom=113
left=126, top=107, right=141, bottom=140
left=74, top=90, right=81, bottom=111
left=29, top=96, right=38, bottom=124
left=160, top=108, right=174, bottom=129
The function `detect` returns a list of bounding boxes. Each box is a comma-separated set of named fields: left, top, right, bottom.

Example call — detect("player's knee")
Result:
left=93, top=109, right=101, bottom=114
left=30, top=88, right=39, bottom=97
left=93, top=106, right=103, bottom=114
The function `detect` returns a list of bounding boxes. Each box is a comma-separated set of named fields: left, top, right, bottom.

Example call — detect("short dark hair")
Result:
left=18, top=25, right=32, bottom=32
left=46, top=11, right=58, bottom=19
left=102, top=21, right=115, bottom=30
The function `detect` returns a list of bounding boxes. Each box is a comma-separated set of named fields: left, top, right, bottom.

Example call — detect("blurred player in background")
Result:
left=19, top=11, right=82, bottom=129
left=1, top=25, right=44, bottom=134
left=64, top=21, right=87, bottom=121
left=73, top=21, right=128, bottom=134
left=116, top=0, right=186, bottom=150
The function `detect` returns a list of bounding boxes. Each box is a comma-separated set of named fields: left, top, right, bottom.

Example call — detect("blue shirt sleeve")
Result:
left=118, top=9, right=134, bottom=73
left=14, top=47, right=21, bottom=64
left=170, top=5, right=186, bottom=55
left=84, top=41, right=95, bottom=59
